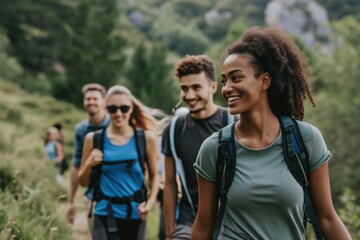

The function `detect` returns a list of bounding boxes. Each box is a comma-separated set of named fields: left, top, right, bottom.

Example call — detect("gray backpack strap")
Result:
left=169, top=114, right=196, bottom=217
left=213, top=123, right=236, bottom=240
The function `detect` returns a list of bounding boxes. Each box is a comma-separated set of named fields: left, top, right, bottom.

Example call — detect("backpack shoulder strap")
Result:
left=169, top=113, right=196, bottom=217
left=134, top=127, right=146, bottom=172
left=86, top=128, right=105, bottom=218
left=278, top=115, right=323, bottom=240
left=213, top=123, right=236, bottom=240
left=93, top=129, right=104, bottom=151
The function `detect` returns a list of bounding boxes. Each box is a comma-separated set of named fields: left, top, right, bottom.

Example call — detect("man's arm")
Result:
left=163, top=155, right=178, bottom=239
left=67, top=166, right=79, bottom=224
left=67, top=128, right=82, bottom=224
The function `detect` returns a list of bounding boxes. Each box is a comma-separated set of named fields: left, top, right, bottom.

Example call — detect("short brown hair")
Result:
left=175, top=55, right=216, bottom=82
left=81, top=83, right=106, bottom=97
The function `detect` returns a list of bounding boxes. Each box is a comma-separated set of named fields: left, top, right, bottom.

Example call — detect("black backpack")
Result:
left=213, top=115, right=323, bottom=240
left=86, top=127, right=147, bottom=233
left=170, top=108, right=236, bottom=217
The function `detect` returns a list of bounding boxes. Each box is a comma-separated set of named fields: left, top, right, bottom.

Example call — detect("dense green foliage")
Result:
left=2, top=0, right=360, bottom=110
left=125, top=42, right=177, bottom=113
left=317, top=0, right=360, bottom=20
left=52, top=0, right=127, bottom=107
left=308, top=16, right=360, bottom=203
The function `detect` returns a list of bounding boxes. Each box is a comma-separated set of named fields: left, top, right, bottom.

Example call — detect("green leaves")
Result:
left=126, top=42, right=177, bottom=113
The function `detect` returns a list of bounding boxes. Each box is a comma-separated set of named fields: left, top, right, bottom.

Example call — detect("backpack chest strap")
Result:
left=97, top=186, right=147, bottom=232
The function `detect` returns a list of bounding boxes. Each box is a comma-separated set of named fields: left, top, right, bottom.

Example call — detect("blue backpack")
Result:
left=213, top=116, right=323, bottom=240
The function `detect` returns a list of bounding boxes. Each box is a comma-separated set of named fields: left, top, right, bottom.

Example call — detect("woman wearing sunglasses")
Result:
left=78, top=85, right=159, bottom=240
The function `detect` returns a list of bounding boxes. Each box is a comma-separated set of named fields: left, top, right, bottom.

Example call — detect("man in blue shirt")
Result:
left=67, top=83, right=110, bottom=225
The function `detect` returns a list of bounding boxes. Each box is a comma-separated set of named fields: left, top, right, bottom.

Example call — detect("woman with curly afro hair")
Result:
left=192, top=27, right=351, bottom=239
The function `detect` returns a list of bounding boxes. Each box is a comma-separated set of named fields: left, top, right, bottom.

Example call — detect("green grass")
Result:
left=0, top=79, right=163, bottom=239
left=0, top=79, right=84, bottom=239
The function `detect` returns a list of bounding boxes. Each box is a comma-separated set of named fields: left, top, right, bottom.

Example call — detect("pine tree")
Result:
left=54, top=0, right=126, bottom=106
left=126, top=42, right=177, bottom=113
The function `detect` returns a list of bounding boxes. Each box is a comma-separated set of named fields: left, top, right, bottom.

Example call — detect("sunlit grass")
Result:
left=0, top=79, right=163, bottom=239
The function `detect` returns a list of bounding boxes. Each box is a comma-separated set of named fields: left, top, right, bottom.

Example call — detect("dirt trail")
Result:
left=71, top=207, right=91, bottom=240
left=70, top=194, right=92, bottom=240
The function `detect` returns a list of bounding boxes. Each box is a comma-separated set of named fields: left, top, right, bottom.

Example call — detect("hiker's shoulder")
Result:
left=142, top=129, right=156, bottom=143
left=84, top=131, right=96, bottom=143
left=200, top=132, right=219, bottom=152
left=294, top=120, right=321, bottom=143
left=74, top=119, right=89, bottom=133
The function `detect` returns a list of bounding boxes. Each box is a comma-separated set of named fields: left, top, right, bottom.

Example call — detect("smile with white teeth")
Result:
left=227, top=96, right=240, bottom=102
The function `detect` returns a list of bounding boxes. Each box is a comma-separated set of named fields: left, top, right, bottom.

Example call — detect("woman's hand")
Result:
left=137, top=201, right=151, bottom=220
left=86, top=148, right=103, bottom=168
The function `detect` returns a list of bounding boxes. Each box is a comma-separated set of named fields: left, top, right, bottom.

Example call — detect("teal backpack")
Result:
left=213, top=116, right=323, bottom=240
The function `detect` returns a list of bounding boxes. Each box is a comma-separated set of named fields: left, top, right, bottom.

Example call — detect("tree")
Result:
left=0, top=0, right=73, bottom=74
left=306, top=16, right=360, bottom=205
left=52, top=0, right=127, bottom=106
left=0, top=31, right=23, bottom=81
left=0, top=0, right=127, bottom=106
left=125, top=42, right=177, bottom=113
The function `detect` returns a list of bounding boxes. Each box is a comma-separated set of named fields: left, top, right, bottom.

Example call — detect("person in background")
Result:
left=157, top=123, right=167, bottom=240
left=67, top=83, right=110, bottom=226
left=44, top=126, right=66, bottom=183
left=162, top=55, right=235, bottom=239
left=192, top=26, right=352, bottom=239
left=53, top=122, right=64, bottom=143
left=157, top=111, right=184, bottom=240
left=78, top=85, right=159, bottom=240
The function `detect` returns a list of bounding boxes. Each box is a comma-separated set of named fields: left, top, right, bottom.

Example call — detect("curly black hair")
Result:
left=175, top=55, right=216, bottom=82
left=221, top=26, right=315, bottom=120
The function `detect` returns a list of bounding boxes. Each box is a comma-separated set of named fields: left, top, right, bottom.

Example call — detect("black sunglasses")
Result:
left=107, top=105, right=131, bottom=114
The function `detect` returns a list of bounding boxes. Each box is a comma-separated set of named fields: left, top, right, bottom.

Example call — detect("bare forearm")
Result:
left=147, top=173, right=160, bottom=208
left=192, top=175, right=218, bottom=240
left=77, top=158, right=92, bottom=186
left=321, top=216, right=352, bottom=240
left=163, top=183, right=177, bottom=237
left=68, top=166, right=79, bottom=203
left=192, top=224, right=212, bottom=240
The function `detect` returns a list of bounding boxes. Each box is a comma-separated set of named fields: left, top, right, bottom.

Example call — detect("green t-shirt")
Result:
left=194, top=120, right=331, bottom=240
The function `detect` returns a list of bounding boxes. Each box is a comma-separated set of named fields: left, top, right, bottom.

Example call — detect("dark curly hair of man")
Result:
left=175, top=55, right=216, bottom=82
left=221, top=26, right=315, bottom=120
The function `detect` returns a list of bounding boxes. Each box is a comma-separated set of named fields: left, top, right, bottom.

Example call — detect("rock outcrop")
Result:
left=265, top=0, right=332, bottom=51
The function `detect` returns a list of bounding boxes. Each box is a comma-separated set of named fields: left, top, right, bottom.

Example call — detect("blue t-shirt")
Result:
left=94, top=130, right=145, bottom=219
left=45, top=141, right=58, bottom=161
left=72, top=115, right=110, bottom=168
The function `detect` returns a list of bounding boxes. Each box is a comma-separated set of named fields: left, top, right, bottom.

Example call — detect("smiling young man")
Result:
left=67, top=83, right=110, bottom=227
left=161, top=55, right=235, bottom=239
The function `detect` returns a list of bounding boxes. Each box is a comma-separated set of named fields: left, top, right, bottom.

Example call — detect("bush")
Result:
left=0, top=164, right=18, bottom=194
left=0, top=32, right=23, bottom=81
left=339, top=188, right=360, bottom=238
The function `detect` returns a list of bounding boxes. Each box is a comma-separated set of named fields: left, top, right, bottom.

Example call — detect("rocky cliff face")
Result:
left=265, top=0, right=332, bottom=52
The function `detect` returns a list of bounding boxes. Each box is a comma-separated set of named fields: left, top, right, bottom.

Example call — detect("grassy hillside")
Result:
left=0, top=79, right=161, bottom=239
left=0, top=79, right=86, bottom=239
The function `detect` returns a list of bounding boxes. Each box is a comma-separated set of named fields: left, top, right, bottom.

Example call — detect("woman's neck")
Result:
left=108, top=124, right=133, bottom=136
left=106, top=124, right=134, bottom=145
left=236, top=111, right=280, bottom=148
